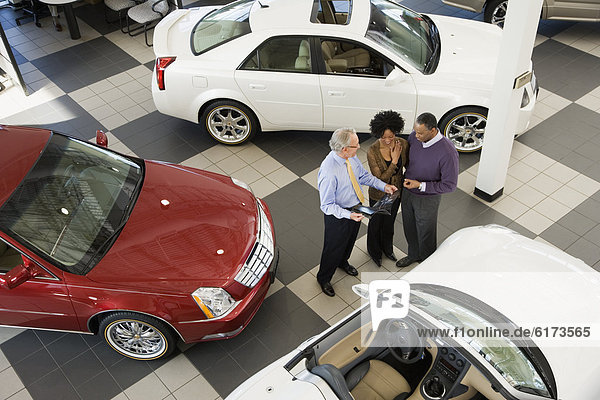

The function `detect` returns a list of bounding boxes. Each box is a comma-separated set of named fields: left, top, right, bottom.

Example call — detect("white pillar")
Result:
left=474, top=0, right=543, bottom=202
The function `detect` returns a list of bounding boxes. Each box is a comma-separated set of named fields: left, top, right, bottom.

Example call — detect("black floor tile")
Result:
left=26, top=368, right=79, bottom=400
left=261, top=287, right=306, bottom=322
left=46, top=333, right=90, bottom=366
left=184, top=341, right=227, bottom=374
left=61, top=349, right=106, bottom=387
left=254, top=317, right=301, bottom=358
left=76, top=370, right=122, bottom=400
left=33, top=329, right=66, bottom=345
left=540, top=223, right=580, bottom=251
left=91, top=341, right=127, bottom=369
left=75, top=3, right=121, bottom=35
left=30, top=36, right=141, bottom=93
left=284, top=303, right=328, bottom=340
left=201, top=355, right=249, bottom=398
left=106, top=357, right=153, bottom=389
left=0, top=330, right=44, bottom=365
left=12, top=348, right=58, bottom=386
left=567, top=237, right=600, bottom=266
left=557, top=210, right=596, bottom=236
left=230, top=336, right=277, bottom=376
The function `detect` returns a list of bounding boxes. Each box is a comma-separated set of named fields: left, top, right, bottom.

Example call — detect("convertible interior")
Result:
left=293, top=306, right=509, bottom=400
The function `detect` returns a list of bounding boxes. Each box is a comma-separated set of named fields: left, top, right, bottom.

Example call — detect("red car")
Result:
left=0, top=125, right=277, bottom=360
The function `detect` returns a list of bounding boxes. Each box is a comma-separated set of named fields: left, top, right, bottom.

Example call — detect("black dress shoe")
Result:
left=396, top=256, right=417, bottom=268
left=383, top=252, right=397, bottom=262
left=340, top=264, right=358, bottom=276
left=320, top=282, right=335, bottom=297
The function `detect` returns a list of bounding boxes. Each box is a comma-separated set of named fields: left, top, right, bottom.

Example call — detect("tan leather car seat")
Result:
left=347, top=360, right=411, bottom=400
left=295, top=39, right=311, bottom=71
left=321, top=40, right=370, bottom=71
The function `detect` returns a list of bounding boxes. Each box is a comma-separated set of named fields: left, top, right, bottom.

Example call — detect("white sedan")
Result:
left=152, top=0, right=537, bottom=152
left=226, top=225, right=600, bottom=400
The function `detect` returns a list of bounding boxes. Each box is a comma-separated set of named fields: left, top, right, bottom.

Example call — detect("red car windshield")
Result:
left=0, top=133, right=143, bottom=275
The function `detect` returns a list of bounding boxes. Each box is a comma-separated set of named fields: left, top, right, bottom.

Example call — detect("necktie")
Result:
left=346, top=159, right=365, bottom=205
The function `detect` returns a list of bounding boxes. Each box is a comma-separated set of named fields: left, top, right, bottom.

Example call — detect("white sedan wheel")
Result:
left=202, top=101, right=258, bottom=145
left=439, top=107, right=488, bottom=152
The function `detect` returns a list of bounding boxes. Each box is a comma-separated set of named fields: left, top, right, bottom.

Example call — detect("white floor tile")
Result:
left=215, top=154, right=246, bottom=175
left=230, top=165, right=263, bottom=184
left=125, top=373, right=170, bottom=400
left=521, top=151, right=556, bottom=172
left=251, top=156, right=284, bottom=176
left=155, top=354, right=199, bottom=392
left=492, top=196, right=529, bottom=220
left=507, top=160, right=539, bottom=182
left=515, top=209, right=554, bottom=235
left=551, top=185, right=588, bottom=209
left=533, top=197, right=571, bottom=222
left=250, top=177, right=279, bottom=198
left=180, top=153, right=212, bottom=170
left=173, top=374, right=219, bottom=400
left=202, top=145, right=234, bottom=163
left=510, top=185, right=546, bottom=208
left=567, top=174, right=600, bottom=197
left=266, top=166, right=298, bottom=188
left=236, top=144, right=268, bottom=164
left=288, top=272, right=323, bottom=303
left=0, top=368, right=24, bottom=399
left=307, top=292, right=348, bottom=321
left=265, top=278, right=284, bottom=298
left=543, top=163, right=578, bottom=184
left=528, top=173, right=562, bottom=196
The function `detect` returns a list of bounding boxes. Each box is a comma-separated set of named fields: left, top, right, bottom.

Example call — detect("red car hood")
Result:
left=87, top=161, right=258, bottom=294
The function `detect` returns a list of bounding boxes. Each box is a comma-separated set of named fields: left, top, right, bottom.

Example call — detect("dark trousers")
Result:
left=317, top=213, right=360, bottom=285
left=401, top=189, right=441, bottom=261
left=367, top=197, right=400, bottom=259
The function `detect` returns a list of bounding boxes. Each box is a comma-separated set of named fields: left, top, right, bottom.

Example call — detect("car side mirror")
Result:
left=352, top=284, right=369, bottom=299
left=0, top=263, right=35, bottom=290
left=96, top=130, right=108, bottom=147
left=385, top=67, right=407, bottom=86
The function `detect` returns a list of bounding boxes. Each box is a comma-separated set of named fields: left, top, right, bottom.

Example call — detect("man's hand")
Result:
left=384, top=184, right=398, bottom=194
left=350, top=212, right=364, bottom=222
left=403, top=178, right=420, bottom=189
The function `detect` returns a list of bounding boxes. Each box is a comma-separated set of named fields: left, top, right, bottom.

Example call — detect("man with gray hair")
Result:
left=317, top=127, right=397, bottom=296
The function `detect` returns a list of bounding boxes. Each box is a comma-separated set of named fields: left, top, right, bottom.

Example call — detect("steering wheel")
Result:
left=382, top=318, right=424, bottom=364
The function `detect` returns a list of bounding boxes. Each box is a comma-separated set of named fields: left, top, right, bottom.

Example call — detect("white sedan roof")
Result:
left=248, top=0, right=371, bottom=36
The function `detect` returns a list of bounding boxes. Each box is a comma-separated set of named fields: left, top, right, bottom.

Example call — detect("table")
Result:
left=39, top=0, right=80, bottom=40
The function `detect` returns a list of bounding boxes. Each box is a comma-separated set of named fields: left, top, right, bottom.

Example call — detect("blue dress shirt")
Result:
left=318, top=151, right=387, bottom=219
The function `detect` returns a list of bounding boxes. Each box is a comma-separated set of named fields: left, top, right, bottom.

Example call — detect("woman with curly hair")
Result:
left=366, top=110, right=409, bottom=267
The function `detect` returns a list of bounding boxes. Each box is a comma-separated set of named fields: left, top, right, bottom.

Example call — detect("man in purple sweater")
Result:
left=396, top=113, right=459, bottom=268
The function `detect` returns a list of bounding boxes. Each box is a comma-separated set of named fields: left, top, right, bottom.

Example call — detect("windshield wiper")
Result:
left=84, top=170, right=144, bottom=272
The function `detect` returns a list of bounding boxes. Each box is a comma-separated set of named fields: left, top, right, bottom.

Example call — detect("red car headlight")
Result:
left=192, top=287, right=236, bottom=319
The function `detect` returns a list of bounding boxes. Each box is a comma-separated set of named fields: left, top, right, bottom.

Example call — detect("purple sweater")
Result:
left=405, top=131, right=459, bottom=196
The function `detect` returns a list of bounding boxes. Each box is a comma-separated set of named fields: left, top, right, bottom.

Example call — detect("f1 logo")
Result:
left=369, top=280, right=410, bottom=331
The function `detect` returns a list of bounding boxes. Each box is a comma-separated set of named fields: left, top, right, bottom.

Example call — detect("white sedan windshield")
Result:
left=367, top=0, right=433, bottom=72
left=411, top=289, right=551, bottom=398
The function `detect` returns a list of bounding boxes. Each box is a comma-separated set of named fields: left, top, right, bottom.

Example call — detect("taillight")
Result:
left=156, top=57, right=176, bottom=91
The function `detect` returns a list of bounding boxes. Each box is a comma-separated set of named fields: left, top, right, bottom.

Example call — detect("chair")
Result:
left=15, top=0, right=45, bottom=27
left=312, top=360, right=411, bottom=400
left=126, top=0, right=173, bottom=46
left=321, top=40, right=370, bottom=72
left=105, top=0, right=137, bottom=33
left=294, top=39, right=311, bottom=72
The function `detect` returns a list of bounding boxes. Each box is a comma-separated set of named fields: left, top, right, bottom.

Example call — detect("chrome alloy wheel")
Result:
left=490, top=1, right=508, bottom=26
left=105, top=319, right=167, bottom=359
left=207, top=105, right=251, bottom=144
left=444, top=112, right=486, bottom=152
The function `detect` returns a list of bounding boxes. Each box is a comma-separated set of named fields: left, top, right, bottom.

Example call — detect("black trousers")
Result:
left=317, top=213, right=360, bottom=285
left=401, top=188, right=441, bottom=261
left=367, top=197, right=400, bottom=260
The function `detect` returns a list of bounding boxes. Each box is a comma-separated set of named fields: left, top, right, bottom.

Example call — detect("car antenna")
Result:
left=256, top=0, right=269, bottom=8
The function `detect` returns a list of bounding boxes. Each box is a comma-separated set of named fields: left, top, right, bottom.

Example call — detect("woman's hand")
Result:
left=391, top=139, right=401, bottom=165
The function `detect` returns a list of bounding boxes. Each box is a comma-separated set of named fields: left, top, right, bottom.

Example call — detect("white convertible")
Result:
left=226, top=225, right=600, bottom=400
left=152, top=0, right=537, bottom=151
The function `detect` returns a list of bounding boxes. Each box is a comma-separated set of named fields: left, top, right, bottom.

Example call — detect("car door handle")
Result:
left=249, top=83, right=266, bottom=90
left=328, top=91, right=345, bottom=97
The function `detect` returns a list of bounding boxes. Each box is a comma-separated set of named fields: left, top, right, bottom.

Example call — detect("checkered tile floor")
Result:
left=1, top=0, right=600, bottom=399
